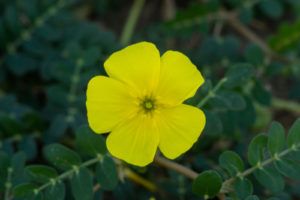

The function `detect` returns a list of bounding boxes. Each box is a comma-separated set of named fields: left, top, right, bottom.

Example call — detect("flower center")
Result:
left=141, top=98, right=156, bottom=113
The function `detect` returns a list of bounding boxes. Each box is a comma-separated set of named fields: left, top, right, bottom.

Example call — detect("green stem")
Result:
left=4, top=167, right=13, bottom=200
left=65, top=58, right=84, bottom=123
left=120, top=0, right=145, bottom=46
left=197, top=77, right=227, bottom=108
left=272, top=98, right=300, bottom=115
left=36, top=156, right=101, bottom=193
left=220, top=143, right=300, bottom=193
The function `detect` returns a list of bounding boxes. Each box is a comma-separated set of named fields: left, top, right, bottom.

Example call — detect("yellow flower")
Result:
left=86, top=42, right=206, bottom=166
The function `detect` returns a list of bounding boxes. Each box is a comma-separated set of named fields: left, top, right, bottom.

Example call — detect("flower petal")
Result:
left=86, top=76, right=138, bottom=134
left=104, top=42, right=160, bottom=96
left=156, top=51, right=204, bottom=106
left=107, top=115, right=159, bottom=166
left=157, top=104, right=206, bottom=159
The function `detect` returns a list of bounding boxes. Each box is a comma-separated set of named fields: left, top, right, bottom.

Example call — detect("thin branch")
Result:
left=272, top=98, right=300, bottom=116
left=27, top=155, right=158, bottom=196
left=154, top=156, right=198, bottom=180
left=36, top=157, right=101, bottom=193
left=93, top=183, right=101, bottom=192
left=120, top=0, right=145, bottom=46
left=222, top=11, right=291, bottom=63
left=224, top=13, right=272, bottom=56
left=213, top=20, right=224, bottom=38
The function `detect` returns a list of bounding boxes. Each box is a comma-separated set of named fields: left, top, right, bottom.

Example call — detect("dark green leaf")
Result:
left=268, top=122, right=286, bottom=156
left=5, top=54, right=37, bottom=76
left=23, top=38, right=53, bottom=57
left=70, top=167, right=93, bottom=200
left=82, top=47, right=101, bottom=67
left=0, top=152, right=10, bottom=188
left=245, top=44, right=264, bottom=65
left=35, top=25, right=62, bottom=42
left=209, top=91, right=246, bottom=111
left=287, top=118, right=300, bottom=148
left=44, top=115, right=68, bottom=142
left=44, top=181, right=65, bottom=200
left=252, top=80, right=272, bottom=106
left=76, top=125, right=107, bottom=157
left=13, top=183, right=39, bottom=200
left=234, top=178, right=253, bottom=199
left=4, top=5, right=21, bottom=36
left=239, top=7, right=253, bottom=24
left=219, top=151, right=244, bottom=176
left=46, top=86, right=68, bottom=108
left=0, top=115, right=22, bottom=135
left=192, top=170, right=222, bottom=198
left=248, top=134, right=268, bottom=166
left=259, top=0, right=283, bottom=19
left=268, top=20, right=300, bottom=52
left=43, top=144, right=82, bottom=170
left=202, top=110, right=223, bottom=136
left=96, top=155, right=118, bottom=190
left=11, top=152, right=26, bottom=182
left=18, top=136, right=37, bottom=160
left=254, top=166, right=284, bottom=193
left=224, top=63, right=254, bottom=88
left=0, top=19, right=8, bottom=48
left=287, top=148, right=300, bottom=161
left=17, top=0, right=38, bottom=20
left=25, top=165, right=58, bottom=183
left=275, top=159, right=300, bottom=180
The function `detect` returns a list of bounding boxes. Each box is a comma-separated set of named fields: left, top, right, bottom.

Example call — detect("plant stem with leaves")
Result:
left=197, top=77, right=228, bottom=108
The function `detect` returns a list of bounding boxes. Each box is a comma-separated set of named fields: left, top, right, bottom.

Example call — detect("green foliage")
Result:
left=0, top=0, right=300, bottom=199
left=224, top=63, right=254, bottom=89
left=233, top=178, right=253, bottom=199
left=269, top=20, right=300, bottom=52
left=96, top=155, right=118, bottom=191
left=13, top=183, right=40, bottom=200
left=221, top=120, right=300, bottom=197
left=259, top=0, right=283, bottom=19
left=219, top=151, right=244, bottom=177
left=245, top=44, right=264, bottom=66
left=254, top=166, right=284, bottom=193
left=25, top=165, right=58, bottom=183
left=247, top=135, right=268, bottom=166
left=70, top=168, right=93, bottom=200
left=43, top=144, right=82, bottom=170
left=287, top=119, right=300, bottom=148
left=44, top=182, right=65, bottom=200
left=191, top=119, right=300, bottom=198
left=192, top=170, right=222, bottom=198
left=75, top=125, right=107, bottom=157
left=267, top=122, right=285, bottom=156
left=274, top=159, right=300, bottom=179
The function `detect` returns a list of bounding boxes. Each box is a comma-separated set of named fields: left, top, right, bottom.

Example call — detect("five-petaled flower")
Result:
left=86, top=42, right=206, bottom=166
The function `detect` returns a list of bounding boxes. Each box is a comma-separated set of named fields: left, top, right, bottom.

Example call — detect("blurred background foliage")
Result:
left=0, top=0, right=300, bottom=199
